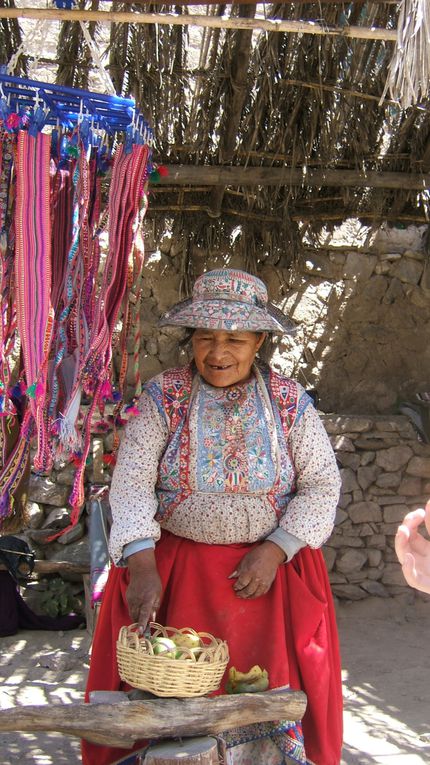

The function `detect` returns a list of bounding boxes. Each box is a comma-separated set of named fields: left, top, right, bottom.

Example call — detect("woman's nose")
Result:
left=209, top=339, right=228, bottom=356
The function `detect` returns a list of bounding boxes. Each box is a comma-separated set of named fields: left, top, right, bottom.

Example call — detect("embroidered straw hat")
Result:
left=159, top=269, right=296, bottom=334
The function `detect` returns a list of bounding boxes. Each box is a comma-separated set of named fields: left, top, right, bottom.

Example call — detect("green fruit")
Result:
left=151, top=637, right=177, bottom=657
left=175, top=645, right=203, bottom=661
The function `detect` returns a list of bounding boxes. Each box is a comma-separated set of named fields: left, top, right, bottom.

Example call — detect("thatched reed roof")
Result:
left=1, top=1, right=429, bottom=262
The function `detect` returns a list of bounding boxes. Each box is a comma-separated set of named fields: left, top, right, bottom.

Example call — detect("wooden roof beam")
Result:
left=156, top=165, right=430, bottom=190
left=0, top=7, right=398, bottom=41
left=209, top=3, right=256, bottom=217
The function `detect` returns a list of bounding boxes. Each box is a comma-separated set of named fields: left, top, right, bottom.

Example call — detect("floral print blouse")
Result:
left=108, top=366, right=341, bottom=565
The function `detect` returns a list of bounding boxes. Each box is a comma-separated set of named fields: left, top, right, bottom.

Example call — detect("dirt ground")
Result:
left=1, top=593, right=430, bottom=765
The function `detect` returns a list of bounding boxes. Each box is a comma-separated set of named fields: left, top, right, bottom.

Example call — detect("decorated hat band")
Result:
left=159, top=269, right=296, bottom=334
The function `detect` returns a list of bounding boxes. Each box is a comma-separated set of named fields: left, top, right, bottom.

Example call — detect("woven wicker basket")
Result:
left=116, top=622, right=229, bottom=698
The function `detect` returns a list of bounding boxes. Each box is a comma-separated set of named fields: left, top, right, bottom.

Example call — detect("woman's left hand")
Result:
left=228, top=541, right=286, bottom=599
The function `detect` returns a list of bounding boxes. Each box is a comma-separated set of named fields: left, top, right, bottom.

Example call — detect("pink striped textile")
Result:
left=15, top=130, right=54, bottom=473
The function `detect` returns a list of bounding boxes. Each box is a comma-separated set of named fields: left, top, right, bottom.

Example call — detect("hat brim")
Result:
left=159, top=298, right=297, bottom=334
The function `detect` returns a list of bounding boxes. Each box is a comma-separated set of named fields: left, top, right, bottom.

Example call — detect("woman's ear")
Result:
left=256, top=332, right=267, bottom=352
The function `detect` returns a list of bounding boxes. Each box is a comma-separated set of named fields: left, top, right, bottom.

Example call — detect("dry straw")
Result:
left=116, top=622, right=229, bottom=698
left=382, top=0, right=430, bottom=107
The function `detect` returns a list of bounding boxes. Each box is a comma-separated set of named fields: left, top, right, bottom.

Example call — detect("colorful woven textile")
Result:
left=66, top=142, right=150, bottom=523
left=0, top=411, right=31, bottom=531
left=0, top=84, right=151, bottom=530
left=15, top=130, right=54, bottom=473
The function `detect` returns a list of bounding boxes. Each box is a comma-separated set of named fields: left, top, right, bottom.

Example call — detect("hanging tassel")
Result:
left=35, top=382, right=45, bottom=401
left=100, top=379, right=113, bottom=400
left=149, top=169, right=160, bottom=184
left=66, top=144, right=80, bottom=158
left=26, top=382, right=37, bottom=399
left=157, top=165, right=169, bottom=177
left=57, top=387, right=82, bottom=454
left=58, top=417, right=82, bottom=454
left=5, top=112, right=22, bottom=131
left=125, top=403, right=140, bottom=417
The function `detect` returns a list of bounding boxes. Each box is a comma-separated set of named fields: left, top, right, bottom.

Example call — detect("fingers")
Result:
left=401, top=507, right=426, bottom=530
left=425, top=499, right=430, bottom=535
left=394, top=523, right=410, bottom=564
left=127, top=585, right=161, bottom=630
left=401, top=552, right=430, bottom=595
left=134, top=599, right=159, bottom=632
left=395, top=508, right=427, bottom=564
left=232, top=574, right=270, bottom=599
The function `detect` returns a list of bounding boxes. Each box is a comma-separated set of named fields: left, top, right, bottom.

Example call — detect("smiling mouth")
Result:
left=208, top=364, right=232, bottom=370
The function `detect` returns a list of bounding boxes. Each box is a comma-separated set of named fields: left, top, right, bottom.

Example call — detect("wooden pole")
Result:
left=154, top=165, right=430, bottom=190
left=0, top=560, right=89, bottom=575
left=144, top=737, right=219, bottom=765
left=0, top=7, right=398, bottom=41
left=0, top=689, right=307, bottom=748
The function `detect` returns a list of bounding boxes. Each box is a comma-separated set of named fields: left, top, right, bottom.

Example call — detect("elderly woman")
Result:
left=82, top=269, right=343, bottom=765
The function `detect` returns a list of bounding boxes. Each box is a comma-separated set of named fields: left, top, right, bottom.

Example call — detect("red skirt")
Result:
left=82, top=532, right=343, bottom=765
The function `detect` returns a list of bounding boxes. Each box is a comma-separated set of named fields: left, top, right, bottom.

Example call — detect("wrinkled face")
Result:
left=192, top=329, right=266, bottom=388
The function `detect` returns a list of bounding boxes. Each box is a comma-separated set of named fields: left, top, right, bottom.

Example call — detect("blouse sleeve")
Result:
left=108, top=391, right=169, bottom=564
left=278, top=401, right=341, bottom=548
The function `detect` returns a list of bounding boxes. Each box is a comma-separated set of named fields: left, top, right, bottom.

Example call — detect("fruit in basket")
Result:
left=173, top=632, right=202, bottom=650
left=226, top=665, right=269, bottom=694
left=150, top=637, right=177, bottom=657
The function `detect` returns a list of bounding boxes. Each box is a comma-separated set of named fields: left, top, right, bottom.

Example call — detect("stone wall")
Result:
left=322, top=413, right=430, bottom=600
left=22, top=412, right=430, bottom=604
left=134, top=221, right=430, bottom=415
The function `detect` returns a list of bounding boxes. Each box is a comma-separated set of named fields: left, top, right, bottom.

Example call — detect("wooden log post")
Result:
left=144, top=736, right=220, bottom=765
left=0, top=689, right=307, bottom=748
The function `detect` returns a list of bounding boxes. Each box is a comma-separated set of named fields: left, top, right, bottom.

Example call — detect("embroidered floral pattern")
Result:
left=195, top=379, right=275, bottom=493
left=221, top=719, right=308, bottom=765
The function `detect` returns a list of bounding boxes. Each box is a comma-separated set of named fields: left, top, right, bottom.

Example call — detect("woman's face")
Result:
left=192, top=329, right=265, bottom=388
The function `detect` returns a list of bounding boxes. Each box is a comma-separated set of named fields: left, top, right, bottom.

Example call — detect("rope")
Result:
left=7, top=19, right=52, bottom=77
left=79, top=21, right=117, bottom=96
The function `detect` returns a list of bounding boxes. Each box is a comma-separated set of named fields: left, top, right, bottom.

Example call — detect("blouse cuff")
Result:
left=123, top=538, right=156, bottom=561
left=266, top=528, right=306, bottom=562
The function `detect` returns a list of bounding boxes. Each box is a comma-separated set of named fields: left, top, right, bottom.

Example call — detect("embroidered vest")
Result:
left=144, top=364, right=312, bottom=522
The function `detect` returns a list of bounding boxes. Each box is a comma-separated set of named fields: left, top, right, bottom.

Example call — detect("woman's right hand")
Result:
left=126, top=548, right=162, bottom=631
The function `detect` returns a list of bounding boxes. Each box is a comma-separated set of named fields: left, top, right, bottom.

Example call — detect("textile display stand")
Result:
left=0, top=71, right=154, bottom=575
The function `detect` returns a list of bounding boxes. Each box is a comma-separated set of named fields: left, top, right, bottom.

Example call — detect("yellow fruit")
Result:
left=229, top=665, right=264, bottom=683
left=226, top=666, right=269, bottom=694
left=173, top=632, right=202, bottom=650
